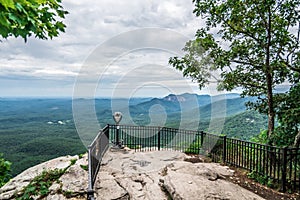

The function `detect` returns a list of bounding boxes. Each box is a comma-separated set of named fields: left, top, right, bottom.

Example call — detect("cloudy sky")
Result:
left=0, top=0, right=226, bottom=98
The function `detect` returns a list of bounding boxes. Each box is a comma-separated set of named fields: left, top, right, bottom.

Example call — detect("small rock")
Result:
left=46, top=194, right=67, bottom=200
left=184, top=155, right=203, bottom=163
left=124, top=146, right=131, bottom=151
left=49, top=183, right=61, bottom=194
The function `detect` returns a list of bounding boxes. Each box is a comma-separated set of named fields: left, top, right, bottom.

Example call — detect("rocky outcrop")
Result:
left=0, top=154, right=83, bottom=200
left=0, top=149, right=265, bottom=200
left=160, top=162, right=263, bottom=200
left=94, top=150, right=264, bottom=200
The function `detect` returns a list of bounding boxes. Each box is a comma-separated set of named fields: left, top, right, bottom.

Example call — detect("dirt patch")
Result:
left=184, top=154, right=212, bottom=163
left=185, top=154, right=300, bottom=200
left=226, top=166, right=300, bottom=200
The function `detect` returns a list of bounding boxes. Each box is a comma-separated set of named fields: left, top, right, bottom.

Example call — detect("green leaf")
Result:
left=26, top=185, right=36, bottom=193
left=0, top=0, right=15, bottom=9
left=15, top=3, right=26, bottom=13
left=8, top=13, right=19, bottom=22
left=0, top=0, right=68, bottom=41
left=0, top=13, right=11, bottom=27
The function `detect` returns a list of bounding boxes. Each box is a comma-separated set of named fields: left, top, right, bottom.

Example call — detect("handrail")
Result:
left=87, top=125, right=109, bottom=200
left=87, top=124, right=300, bottom=198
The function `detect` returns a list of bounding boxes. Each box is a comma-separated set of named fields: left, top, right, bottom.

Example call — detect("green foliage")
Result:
left=63, top=190, right=74, bottom=198
left=14, top=168, right=65, bottom=199
left=249, top=83, right=300, bottom=146
left=247, top=171, right=274, bottom=188
left=78, top=153, right=85, bottom=159
left=0, top=0, right=68, bottom=41
left=0, top=153, right=12, bottom=187
left=70, top=158, right=77, bottom=166
left=171, top=0, right=299, bottom=93
left=12, top=153, right=78, bottom=199
left=250, top=130, right=269, bottom=144
left=0, top=99, right=86, bottom=176
left=0, top=97, right=271, bottom=177
left=169, top=0, right=300, bottom=137
left=184, top=138, right=202, bottom=154
left=222, top=111, right=268, bottom=140
left=272, top=83, right=300, bottom=146
left=80, top=164, right=88, bottom=171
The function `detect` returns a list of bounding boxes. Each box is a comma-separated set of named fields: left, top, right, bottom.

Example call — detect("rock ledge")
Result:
left=0, top=149, right=265, bottom=200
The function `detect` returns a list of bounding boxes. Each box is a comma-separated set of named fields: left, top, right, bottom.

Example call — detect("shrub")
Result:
left=0, top=153, right=12, bottom=187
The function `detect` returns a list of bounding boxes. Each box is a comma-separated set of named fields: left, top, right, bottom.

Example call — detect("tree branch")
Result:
left=256, top=4, right=268, bottom=31
left=226, top=22, right=262, bottom=45
left=238, top=81, right=267, bottom=90
left=231, top=59, right=261, bottom=69
left=279, top=55, right=300, bottom=73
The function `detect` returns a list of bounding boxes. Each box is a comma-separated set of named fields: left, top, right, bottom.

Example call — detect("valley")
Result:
left=0, top=93, right=267, bottom=176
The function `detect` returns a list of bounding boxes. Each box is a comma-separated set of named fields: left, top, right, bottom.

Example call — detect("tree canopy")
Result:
left=169, top=0, right=300, bottom=139
left=273, top=83, right=300, bottom=146
left=0, top=0, right=68, bottom=41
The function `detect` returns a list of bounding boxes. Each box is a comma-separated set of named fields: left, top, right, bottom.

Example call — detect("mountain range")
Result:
left=0, top=93, right=267, bottom=176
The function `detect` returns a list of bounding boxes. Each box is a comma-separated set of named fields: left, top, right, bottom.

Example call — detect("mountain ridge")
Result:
left=0, top=93, right=267, bottom=177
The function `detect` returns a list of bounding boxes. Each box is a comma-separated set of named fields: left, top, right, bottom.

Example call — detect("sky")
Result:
left=0, top=0, right=232, bottom=98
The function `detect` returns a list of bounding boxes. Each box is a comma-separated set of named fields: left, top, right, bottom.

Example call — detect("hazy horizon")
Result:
left=0, top=92, right=243, bottom=99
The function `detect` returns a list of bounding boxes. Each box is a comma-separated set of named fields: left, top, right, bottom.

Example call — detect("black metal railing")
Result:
left=87, top=124, right=300, bottom=199
left=87, top=125, right=109, bottom=200
left=108, top=125, right=223, bottom=154
left=221, top=138, right=300, bottom=192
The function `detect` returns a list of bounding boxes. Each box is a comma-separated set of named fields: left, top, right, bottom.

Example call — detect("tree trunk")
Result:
left=266, top=4, right=274, bottom=138
left=293, top=130, right=300, bottom=147
left=266, top=73, right=275, bottom=137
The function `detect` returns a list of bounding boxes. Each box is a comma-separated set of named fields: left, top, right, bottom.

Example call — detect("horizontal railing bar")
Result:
left=90, top=124, right=109, bottom=147
left=88, top=124, right=300, bottom=198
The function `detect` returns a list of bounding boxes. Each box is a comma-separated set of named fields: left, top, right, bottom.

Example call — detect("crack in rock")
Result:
left=130, top=159, right=151, bottom=167
left=114, top=179, right=131, bottom=200
left=1, top=150, right=266, bottom=200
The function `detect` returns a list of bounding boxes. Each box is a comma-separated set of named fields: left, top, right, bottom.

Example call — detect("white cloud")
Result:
left=34, top=69, right=78, bottom=76
left=0, top=0, right=208, bottom=97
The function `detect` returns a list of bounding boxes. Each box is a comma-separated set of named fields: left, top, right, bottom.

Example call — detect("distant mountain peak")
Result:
left=163, top=94, right=186, bottom=102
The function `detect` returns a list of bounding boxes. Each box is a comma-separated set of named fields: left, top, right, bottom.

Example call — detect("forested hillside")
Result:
left=0, top=94, right=267, bottom=176
left=0, top=99, right=85, bottom=176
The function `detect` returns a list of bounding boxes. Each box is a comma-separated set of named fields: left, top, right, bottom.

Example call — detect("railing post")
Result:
left=200, top=131, right=204, bottom=146
left=158, top=128, right=161, bottom=151
left=196, top=131, right=200, bottom=154
left=87, top=190, right=95, bottom=200
left=281, top=146, right=288, bottom=192
left=105, top=124, right=109, bottom=142
left=87, top=145, right=94, bottom=200
left=222, top=136, right=227, bottom=163
left=116, top=125, right=120, bottom=146
left=107, top=124, right=110, bottom=140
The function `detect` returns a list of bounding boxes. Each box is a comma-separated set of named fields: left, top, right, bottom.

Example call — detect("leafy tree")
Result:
left=0, top=0, right=68, bottom=41
left=169, top=0, right=300, bottom=138
left=0, top=153, right=12, bottom=187
left=272, top=83, right=300, bottom=146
